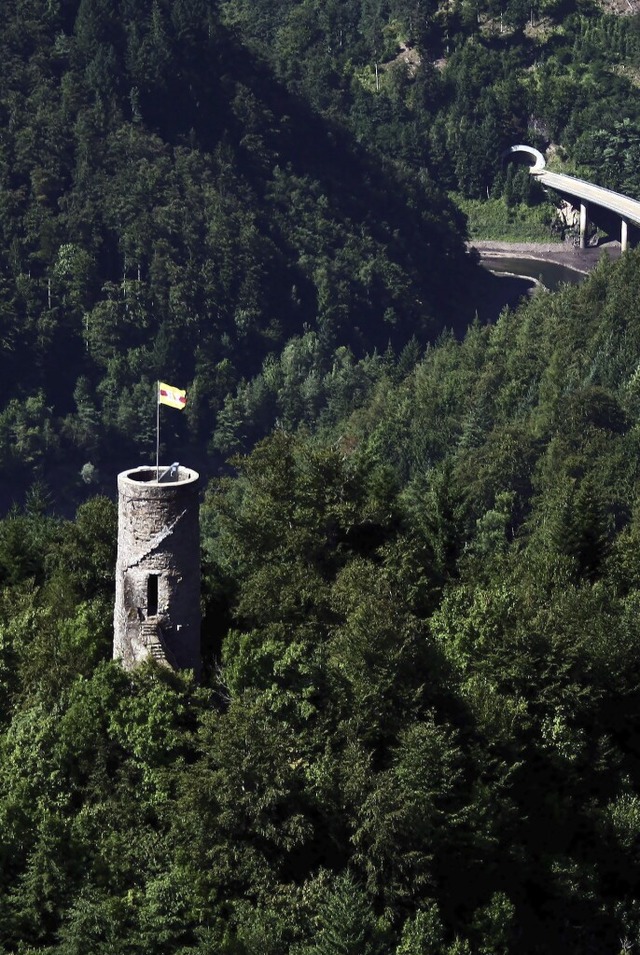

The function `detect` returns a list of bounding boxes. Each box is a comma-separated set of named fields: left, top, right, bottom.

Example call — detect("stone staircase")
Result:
left=140, top=618, right=177, bottom=669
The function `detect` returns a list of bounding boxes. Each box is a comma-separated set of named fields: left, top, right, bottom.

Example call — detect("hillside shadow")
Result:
left=136, top=15, right=478, bottom=348
left=450, top=266, right=537, bottom=336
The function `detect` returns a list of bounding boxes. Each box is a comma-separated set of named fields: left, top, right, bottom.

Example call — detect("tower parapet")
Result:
left=113, top=465, right=200, bottom=676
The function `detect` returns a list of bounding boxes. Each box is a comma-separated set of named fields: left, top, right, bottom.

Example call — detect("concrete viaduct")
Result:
left=509, top=145, right=640, bottom=251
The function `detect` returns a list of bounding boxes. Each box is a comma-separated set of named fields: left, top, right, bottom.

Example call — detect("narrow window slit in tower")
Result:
left=147, top=574, right=159, bottom=617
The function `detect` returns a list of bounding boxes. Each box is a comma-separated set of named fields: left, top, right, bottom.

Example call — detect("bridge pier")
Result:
left=511, top=145, right=640, bottom=252
left=579, top=202, right=589, bottom=250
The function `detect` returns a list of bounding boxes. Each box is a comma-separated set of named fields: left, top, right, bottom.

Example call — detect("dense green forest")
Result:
left=5, top=0, right=640, bottom=951
left=3, top=0, right=640, bottom=500
left=5, top=253, right=640, bottom=952
left=0, top=0, right=474, bottom=504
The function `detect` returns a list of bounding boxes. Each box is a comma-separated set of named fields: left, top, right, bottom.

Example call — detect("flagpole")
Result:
left=156, top=381, right=160, bottom=480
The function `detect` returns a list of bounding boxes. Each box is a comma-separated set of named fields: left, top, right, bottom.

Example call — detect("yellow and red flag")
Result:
left=158, top=381, right=187, bottom=410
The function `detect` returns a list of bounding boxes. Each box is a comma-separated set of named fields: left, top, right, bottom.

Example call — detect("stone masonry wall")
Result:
left=113, top=466, right=201, bottom=676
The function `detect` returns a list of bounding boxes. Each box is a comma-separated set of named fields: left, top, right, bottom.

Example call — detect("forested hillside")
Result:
left=5, top=0, right=640, bottom=951
left=5, top=0, right=640, bottom=504
left=218, top=0, right=640, bottom=200
left=0, top=0, right=474, bottom=506
left=4, top=253, right=640, bottom=952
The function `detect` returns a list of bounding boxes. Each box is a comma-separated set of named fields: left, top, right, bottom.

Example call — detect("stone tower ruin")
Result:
left=113, top=465, right=201, bottom=677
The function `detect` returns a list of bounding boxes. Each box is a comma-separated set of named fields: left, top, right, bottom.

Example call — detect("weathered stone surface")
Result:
left=113, top=465, right=201, bottom=677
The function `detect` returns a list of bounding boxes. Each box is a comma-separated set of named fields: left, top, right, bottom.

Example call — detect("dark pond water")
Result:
left=481, top=255, right=586, bottom=290
left=466, top=255, right=588, bottom=326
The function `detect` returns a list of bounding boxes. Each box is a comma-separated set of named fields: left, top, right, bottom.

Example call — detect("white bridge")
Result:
left=509, top=145, right=640, bottom=251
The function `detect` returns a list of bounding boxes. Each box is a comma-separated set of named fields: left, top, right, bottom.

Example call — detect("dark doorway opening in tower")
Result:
left=147, top=574, right=159, bottom=617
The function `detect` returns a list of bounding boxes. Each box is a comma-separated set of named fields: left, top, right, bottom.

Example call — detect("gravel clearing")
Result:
left=468, top=239, right=622, bottom=274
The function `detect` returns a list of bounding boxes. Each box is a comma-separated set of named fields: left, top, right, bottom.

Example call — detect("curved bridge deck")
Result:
left=510, top=145, right=640, bottom=249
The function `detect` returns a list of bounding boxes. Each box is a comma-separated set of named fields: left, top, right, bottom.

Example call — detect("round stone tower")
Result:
left=113, top=465, right=200, bottom=677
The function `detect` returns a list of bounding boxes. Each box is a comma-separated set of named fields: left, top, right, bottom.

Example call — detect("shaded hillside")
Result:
left=0, top=0, right=472, bottom=504
left=218, top=0, right=640, bottom=217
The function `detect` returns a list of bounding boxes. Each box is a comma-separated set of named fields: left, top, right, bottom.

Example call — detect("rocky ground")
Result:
left=468, top=238, right=623, bottom=274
